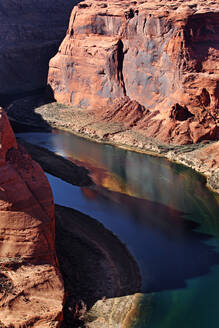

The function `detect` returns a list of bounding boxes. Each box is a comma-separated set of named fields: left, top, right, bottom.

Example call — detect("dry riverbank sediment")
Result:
left=9, top=102, right=218, bottom=327
left=8, top=99, right=219, bottom=194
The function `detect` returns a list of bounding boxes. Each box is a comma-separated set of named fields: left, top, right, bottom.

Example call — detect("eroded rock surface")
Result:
left=0, top=0, right=79, bottom=97
left=168, top=141, right=219, bottom=193
left=0, top=109, right=64, bottom=327
left=85, top=294, right=150, bottom=328
left=48, top=0, right=219, bottom=145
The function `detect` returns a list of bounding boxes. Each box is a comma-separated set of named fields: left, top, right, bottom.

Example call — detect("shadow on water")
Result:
left=80, top=186, right=219, bottom=293
left=16, top=131, right=219, bottom=295
left=55, top=204, right=141, bottom=328
left=17, top=131, right=219, bottom=327
left=45, top=172, right=219, bottom=296
left=54, top=184, right=219, bottom=327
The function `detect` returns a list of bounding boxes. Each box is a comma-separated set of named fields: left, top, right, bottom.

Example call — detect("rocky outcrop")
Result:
left=85, top=294, right=147, bottom=328
left=0, top=0, right=79, bottom=98
left=48, top=0, right=219, bottom=145
left=167, top=141, right=219, bottom=193
left=0, top=109, right=64, bottom=327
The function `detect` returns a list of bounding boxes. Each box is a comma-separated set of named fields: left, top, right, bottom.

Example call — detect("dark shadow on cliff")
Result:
left=5, top=91, right=53, bottom=132
left=185, top=12, right=219, bottom=62
left=0, top=0, right=83, bottom=132
left=55, top=187, right=219, bottom=326
left=4, top=84, right=59, bottom=133
left=55, top=204, right=141, bottom=328
left=0, top=0, right=82, bottom=99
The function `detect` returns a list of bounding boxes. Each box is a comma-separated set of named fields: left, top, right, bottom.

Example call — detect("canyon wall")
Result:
left=48, top=0, right=219, bottom=144
left=0, top=0, right=79, bottom=98
left=0, top=109, right=64, bottom=327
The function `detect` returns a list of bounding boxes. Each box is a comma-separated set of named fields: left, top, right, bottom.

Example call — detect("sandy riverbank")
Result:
left=8, top=98, right=219, bottom=194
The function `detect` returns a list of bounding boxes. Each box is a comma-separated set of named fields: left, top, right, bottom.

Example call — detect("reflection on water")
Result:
left=17, top=131, right=219, bottom=327
left=17, top=131, right=219, bottom=233
left=47, top=174, right=219, bottom=293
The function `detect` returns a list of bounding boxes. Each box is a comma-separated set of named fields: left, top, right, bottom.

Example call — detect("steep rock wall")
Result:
left=0, top=0, right=79, bottom=97
left=0, top=109, right=64, bottom=327
left=48, top=0, right=219, bottom=144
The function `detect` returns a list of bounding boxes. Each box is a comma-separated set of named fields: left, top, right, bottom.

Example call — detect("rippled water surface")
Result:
left=17, top=131, right=219, bottom=328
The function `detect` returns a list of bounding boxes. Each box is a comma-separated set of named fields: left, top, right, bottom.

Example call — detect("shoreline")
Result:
left=7, top=101, right=218, bottom=327
left=17, top=138, right=93, bottom=187
left=15, top=133, right=143, bottom=327
left=44, top=125, right=219, bottom=195
left=9, top=100, right=219, bottom=194
left=55, top=204, right=142, bottom=327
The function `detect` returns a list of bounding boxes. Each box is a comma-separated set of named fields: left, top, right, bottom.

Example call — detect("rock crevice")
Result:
left=48, top=0, right=219, bottom=145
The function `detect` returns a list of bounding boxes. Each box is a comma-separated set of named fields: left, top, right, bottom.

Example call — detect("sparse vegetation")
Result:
left=0, top=255, right=23, bottom=270
left=0, top=256, right=23, bottom=296
left=0, top=273, right=13, bottom=295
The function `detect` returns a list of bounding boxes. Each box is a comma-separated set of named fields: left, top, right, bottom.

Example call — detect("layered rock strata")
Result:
left=0, top=0, right=79, bottom=97
left=48, top=0, right=219, bottom=145
left=0, top=109, right=64, bottom=327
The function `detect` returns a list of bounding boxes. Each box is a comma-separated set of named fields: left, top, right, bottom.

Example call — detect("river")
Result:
left=17, top=130, right=219, bottom=328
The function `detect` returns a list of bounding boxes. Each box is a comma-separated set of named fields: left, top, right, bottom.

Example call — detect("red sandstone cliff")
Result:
left=0, top=0, right=79, bottom=98
left=48, top=0, right=219, bottom=145
left=0, top=109, right=64, bottom=327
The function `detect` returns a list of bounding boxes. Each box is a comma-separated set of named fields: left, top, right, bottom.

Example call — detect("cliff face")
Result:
left=0, top=0, right=79, bottom=97
left=0, top=109, right=64, bottom=327
left=48, top=0, right=219, bottom=144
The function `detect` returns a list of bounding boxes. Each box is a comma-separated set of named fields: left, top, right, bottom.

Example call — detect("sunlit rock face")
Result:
left=0, top=0, right=79, bottom=96
left=0, top=109, right=64, bottom=327
left=48, top=0, right=219, bottom=144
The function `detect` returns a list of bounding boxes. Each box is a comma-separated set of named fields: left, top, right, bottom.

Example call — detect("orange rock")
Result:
left=0, top=109, right=64, bottom=327
left=48, top=0, right=219, bottom=145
